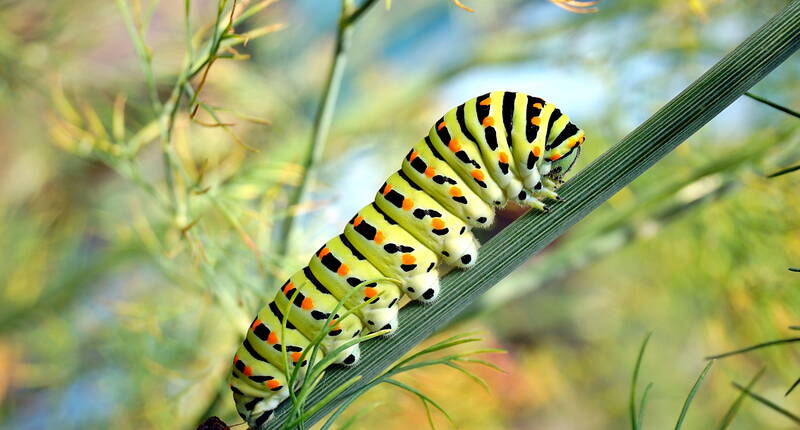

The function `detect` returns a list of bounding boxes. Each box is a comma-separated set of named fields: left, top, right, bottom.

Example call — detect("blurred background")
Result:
left=0, top=0, right=798, bottom=429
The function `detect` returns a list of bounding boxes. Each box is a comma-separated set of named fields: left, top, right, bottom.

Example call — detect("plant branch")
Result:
left=262, top=1, right=800, bottom=428
left=274, top=0, right=380, bottom=263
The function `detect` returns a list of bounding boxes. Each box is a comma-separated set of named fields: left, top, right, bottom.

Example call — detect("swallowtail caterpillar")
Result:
left=229, top=91, right=586, bottom=427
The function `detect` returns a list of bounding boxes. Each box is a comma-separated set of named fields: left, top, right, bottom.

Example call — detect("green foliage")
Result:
left=318, top=333, right=504, bottom=430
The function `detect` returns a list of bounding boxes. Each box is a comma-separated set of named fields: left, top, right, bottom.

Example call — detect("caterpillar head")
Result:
left=546, top=146, right=581, bottom=185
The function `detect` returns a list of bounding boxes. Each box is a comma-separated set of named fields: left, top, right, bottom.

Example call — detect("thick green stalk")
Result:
left=264, top=1, right=800, bottom=428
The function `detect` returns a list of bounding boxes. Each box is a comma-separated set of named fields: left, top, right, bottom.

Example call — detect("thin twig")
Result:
left=274, top=0, right=380, bottom=262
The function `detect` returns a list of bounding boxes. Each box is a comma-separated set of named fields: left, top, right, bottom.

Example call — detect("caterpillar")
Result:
left=229, top=91, right=586, bottom=427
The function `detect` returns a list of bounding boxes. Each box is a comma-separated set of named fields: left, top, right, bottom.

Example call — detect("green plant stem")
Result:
left=274, top=0, right=380, bottom=262
left=115, top=0, right=182, bottom=217
left=262, top=2, right=800, bottom=428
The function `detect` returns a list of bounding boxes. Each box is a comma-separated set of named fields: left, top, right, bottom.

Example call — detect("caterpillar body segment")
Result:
left=375, top=172, right=478, bottom=268
left=229, top=351, right=290, bottom=428
left=307, top=235, right=403, bottom=333
left=428, top=119, right=507, bottom=207
left=401, top=143, right=495, bottom=229
left=462, top=93, right=525, bottom=203
left=344, top=202, right=441, bottom=302
left=246, top=307, right=313, bottom=374
left=273, top=271, right=363, bottom=365
left=230, top=91, right=586, bottom=427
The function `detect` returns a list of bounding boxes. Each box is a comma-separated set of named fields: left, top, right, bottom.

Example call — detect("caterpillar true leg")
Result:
left=229, top=91, right=586, bottom=427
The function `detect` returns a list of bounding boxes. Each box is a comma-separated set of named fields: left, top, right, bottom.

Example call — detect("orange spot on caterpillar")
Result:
left=382, top=184, right=392, bottom=196
left=449, top=186, right=463, bottom=197
left=568, top=139, right=577, bottom=148
left=301, top=297, right=314, bottom=310
left=283, top=282, right=295, bottom=294
left=337, top=264, right=349, bottom=276
left=267, top=332, right=278, bottom=344
left=291, top=352, right=302, bottom=363
left=402, top=254, right=416, bottom=265
left=437, top=121, right=447, bottom=130
left=471, top=169, right=485, bottom=181
left=532, top=102, right=543, bottom=109
left=318, top=247, right=330, bottom=258
left=424, top=166, right=435, bottom=178
left=364, top=287, right=378, bottom=298
left=531, top=117, right=541, bottom=126
left=402, top=198, right=413, bottom=210
left=533, top=146, right=542, bottom=157
left=479, top=97, right=491, bottom=106
left=353, top=216, right=363, bottom=227
left=550, top=153, right=562, bottom=161
left=251, top=319, right=261, bottom=330
left=482, top=116, right=495, bottom=127
left=233, top=354, right=239, bottom=364
left=431, top=218, right=445, bottom=230
left=409, top=151, right=418, bottom=161
left=448, top=139, right=461, bottom=152
left=266, top=380, right=281, bottom=389
left=499, top=152, right=509, bottom=163
left=374, top=231, right=385, bottom=244
left=243, top=366, right=253, bottom=376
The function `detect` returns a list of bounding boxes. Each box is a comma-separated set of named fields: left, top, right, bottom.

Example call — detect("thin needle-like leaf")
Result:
left=718, top=368, right=765, bottom=430
left=786, top=377, right=800, bottom=396
left=637, top=382, right=654, bottom=429
left=384, top=378, right=454, bottom=427
left=767, top=165, right=800, bottom=178
left=732, top=382, right=800, bottom=424
left=674, top=360, right=715, bottom=430
left=706, top=338, right=800, bottom=359
left=631, top=333, right=651, bottom=430
left=745, top=92, right=800, bottom=118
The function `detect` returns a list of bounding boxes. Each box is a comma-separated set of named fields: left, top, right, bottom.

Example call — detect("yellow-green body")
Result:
left=229, top=91, right=587, bottom=427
